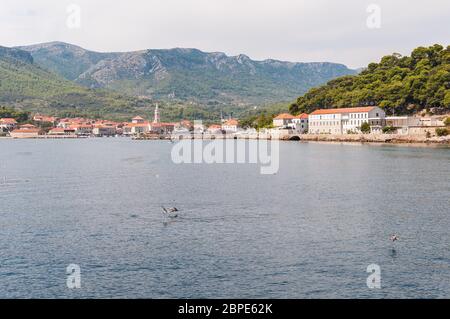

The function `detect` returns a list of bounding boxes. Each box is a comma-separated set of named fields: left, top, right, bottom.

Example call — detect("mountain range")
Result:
left=16, top=42, right=356, bottom=105
left=0, top=45, right=150, bottom=119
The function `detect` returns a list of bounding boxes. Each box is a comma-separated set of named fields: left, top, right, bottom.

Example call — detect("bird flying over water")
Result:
left=161, top=206, right=179, bottom=218
left=390, top=234, right=399, bottom=242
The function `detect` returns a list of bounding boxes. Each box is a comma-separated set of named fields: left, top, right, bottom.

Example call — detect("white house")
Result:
left=309, top=107, right=386, bottom=134
left=92, top=124, right=117, bottom=137
left=292, top=113, right=309, bottom=134
left=10, top=128, right=43, bottom=138
left=48, top=128, right=76, bottom=136
left=132, top=116, right=145, bottom=124
left=222, top=119, right=239, bottom=133
left=69, top=124, right=93, bottom=136
left=0, top=118, right=17, bottom=132
left=207, top=124, right=223, bottom=134
left=273, top=114, right=295, bottom=128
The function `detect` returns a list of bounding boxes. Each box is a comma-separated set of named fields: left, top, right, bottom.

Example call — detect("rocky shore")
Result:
left=298, top=134, right=450, bottom=144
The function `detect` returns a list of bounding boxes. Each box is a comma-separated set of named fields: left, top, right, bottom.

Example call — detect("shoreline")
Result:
left=295, top=134, right=450, bottom=145
left=2, top=133, right=450, bottom=146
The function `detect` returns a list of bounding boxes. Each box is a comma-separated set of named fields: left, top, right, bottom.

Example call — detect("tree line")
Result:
left=289, top=44, right=450, bottom=115
left=0, top=106, right=29, bottom=123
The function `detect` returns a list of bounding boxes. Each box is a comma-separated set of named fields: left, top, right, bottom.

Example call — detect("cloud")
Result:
left=0, top=0, right=449, bottom=68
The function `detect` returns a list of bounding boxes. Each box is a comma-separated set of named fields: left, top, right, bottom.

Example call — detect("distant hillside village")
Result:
left=0, top=105, right=241, bottom=139
left=1, top=105, right=449, bottom=141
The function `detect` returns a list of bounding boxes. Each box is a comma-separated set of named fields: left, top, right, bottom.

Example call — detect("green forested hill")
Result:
left=290, top=45, right=450, bottom=115
left=0, top=43, right=349, bottom=121
left=0, top=47, right=260, bottom=122
left=18, top=42, right=356, bottom=106
left=0, top=46, right=153, bottom=119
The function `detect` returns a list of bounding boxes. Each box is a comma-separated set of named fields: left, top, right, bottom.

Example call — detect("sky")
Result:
left=1, top=0, right=449, bottom=68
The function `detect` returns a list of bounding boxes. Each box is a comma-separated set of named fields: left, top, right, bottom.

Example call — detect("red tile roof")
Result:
left=11, top=129, right=41, bottom=134
left=0, top=118, right=17, bottom=124
left=20, top=124, right=37, bottom=129
left=34, top=115, right=57, bottom=122
left=224, top=119, right=239, bottom=126
left=274, top=113, right=295, bottom=120
left=294, top=113, right=309, bottom=119
left=124, top=122, right=150, bottom=128
left=68, top=124, right=93, bottom=129
left=49, top=128, right=75, bottom=133
left=310, top=107, right=375, bottom=115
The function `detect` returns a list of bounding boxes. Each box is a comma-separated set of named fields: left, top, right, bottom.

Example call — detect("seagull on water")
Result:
left=161, top=206, right=179, bottom=218
left=390, top=234, right=399, bottom=242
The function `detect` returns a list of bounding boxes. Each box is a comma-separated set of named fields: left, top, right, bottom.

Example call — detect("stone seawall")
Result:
left=299, top=134, right=450, bottom=144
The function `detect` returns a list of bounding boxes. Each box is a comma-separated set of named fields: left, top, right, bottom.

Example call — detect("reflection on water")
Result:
left=0, top=139, right=449, bottom=298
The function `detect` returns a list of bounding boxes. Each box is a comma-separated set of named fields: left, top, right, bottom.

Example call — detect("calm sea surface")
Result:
left=1, top=138, right=450, bottom=299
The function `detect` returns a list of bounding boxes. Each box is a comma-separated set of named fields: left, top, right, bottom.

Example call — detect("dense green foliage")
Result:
left=360, top=122, right=371, bottom=134
left=0, top=106, right=29, bottom=122
left=382, top=126, right=397, bottom=134
left=0, top=44, right=321, bottom=122
left=435, top=128, right=449, bottom=136
left=0, top=48, right=154, bottom=119
left=444, top=117, right=450, bottom=126
left=0, top=47, right=232, bottom=122
left=239, top=113, right=275, bottom=129
left=290, top=45, right=450, bottom=115
left=20, top=42, right=356, bottom=106
left=236, top=102, right=291, bottom=129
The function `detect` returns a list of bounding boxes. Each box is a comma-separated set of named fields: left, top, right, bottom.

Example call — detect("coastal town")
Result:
left=1, top=105, right=449, bottom=143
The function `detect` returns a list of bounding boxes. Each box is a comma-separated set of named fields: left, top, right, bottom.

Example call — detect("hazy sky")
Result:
left=1, top=0, right=449, bottom=68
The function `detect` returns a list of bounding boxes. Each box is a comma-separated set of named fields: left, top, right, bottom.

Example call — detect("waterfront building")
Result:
left=207, top=124, right=223, bottom=134
left=0, top=118, right=18, bottom=132
left=273, top=114, right=295, bottom=128
left=309, top=107, right=386, bottom=134
left=33, top=114, right=57, bottom=124
left=132, top=116, right=145, bottom=124
left=385, top=116, right=446, bottom=135
left=10, top=128, right=43, bottom=138
left=419, top=116, right=445, bottom=127
left=68, top=124, right=93, bottom=136
left=92, top=123, right=117, bottom=137
left=193, top=122, right=205, bottom=133
left=48, top=128, right=76, bottom=136
left=292, top=113, right=309, bottom=134
left=385, top=116, right=420, bottom=135
left=179, top=120, right=193, bottom=130
left=20, top=124, right=38, bottom=130
left=273, top=113, right=309, bottom=134
left=149, top=122, right=175, bottom=134
left=222, top=119, right=239, bottom=133
left=57, top=118, right=94, bottom=128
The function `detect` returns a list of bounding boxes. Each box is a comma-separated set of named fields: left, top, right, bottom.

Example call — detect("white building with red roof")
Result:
left=207, top=124, right=223, bottom=134
left=48, top=127, right=76, bottom=136
left=309, top=107, right=386, bottom=134
left=68, top=124, right=93, bottom=136
left=132, top=116, right=145, bottom=124
left=0, top=118, right=18, bottom=131
left=33, top=114, right=57, bottom=124
left=273, top=113, right=295, bottom=128
left=273, top=113, right=309, bottom=134
left=19, top=124, right=37, bottom=130
left=222, top=119, right=239, bottom=133
left=92, top=122, right=117, bottom=137
left=10, top=128, right=43, bottom=138
left=292, top=113, right=309, bottom=134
